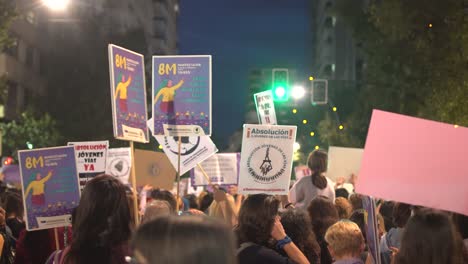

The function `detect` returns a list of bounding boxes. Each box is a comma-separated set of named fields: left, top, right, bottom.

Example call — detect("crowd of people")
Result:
left=0, top=150, right=467, bottom=264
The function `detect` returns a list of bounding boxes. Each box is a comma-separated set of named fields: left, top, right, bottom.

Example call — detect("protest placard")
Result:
left=327, top=146, right=363, bottom=181
left=134, top=149, right=176, bottom=190
left=152, top=55, right=211, bottom=136
left=238, top=124, right=297, bottom=195
left=356, top=110, right=468, bottom=216
left=191, top=153, right=240, bottom=186
left=254, top=90, right=277, bottom=125
left=105, top=147, right=131, bottom=185
left=108, top=44, right=149, bottom=143
left=362, top=196, right=381, bottom=264
left=68, top=141, right=108, bottom=189
left=19, top=146, right=80, bottom=231
left=294, top=165, right=311, bottom=181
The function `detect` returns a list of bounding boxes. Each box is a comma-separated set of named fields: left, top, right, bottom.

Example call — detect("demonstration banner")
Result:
left=152, top=55, right=212, bottom=136
left=362, top=196, right=381, bottom=264
left=106, top=148, right=131, bottom=185
left=19, top=146, right=80, bottom=231
left=191, top=153, right=240, bottom=186
left=134, top=149, right=176, bottom=190
left=254, top=90, right=277, bottom=125
left=238, top=124, right=297, bottom=195
left=68, top=141, right=108, bottom=189
left=327, top=146, right=363, bottom=182
left=108, top=44, right=149, bottom=143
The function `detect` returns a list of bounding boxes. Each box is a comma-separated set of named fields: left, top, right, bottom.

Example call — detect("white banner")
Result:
left=191, top=153, right=239, bottom=186
left=254, top=90, right=277, bottom=125
left=68, top=141, right=108, bottom=188
left=105, top=148, right=132, bottom=185
left=238, top=124, right=297, bottom=195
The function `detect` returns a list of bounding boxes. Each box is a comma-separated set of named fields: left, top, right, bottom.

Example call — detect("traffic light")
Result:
left=272, top=68, right=289, bottom=102
left=2, top=156, right=13, bottom=166
left=311, top=79, right=328, bottom=105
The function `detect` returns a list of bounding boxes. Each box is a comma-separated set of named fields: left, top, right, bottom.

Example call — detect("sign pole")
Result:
left=176, top=137, right=182, bottom=211
left=129, top=141, right=140, bottom=226
left=54, top=228, right=60, bottom=250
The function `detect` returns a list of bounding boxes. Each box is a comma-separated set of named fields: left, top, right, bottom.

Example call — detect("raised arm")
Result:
left=24, top=183, right=33, bottom=198
left=40, top=171, right=53, bottom=184
left=154, top=88, right=164, bottom=104
left=172, top=80, right=184, bottom=90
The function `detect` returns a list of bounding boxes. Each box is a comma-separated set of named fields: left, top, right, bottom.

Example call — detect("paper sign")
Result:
left=134, top=149, right=176, bottom=190
left=294, top=165, right=311, bottom=181
left=356, top=110, right=468, bottom=216
left=0, top=164, right=21, bottom=188
left=68, top=141, right=108, bottom=188
left=19, top=146, right=80, bottom=231
left=327, top=146, right=363, bottom=181
left=191, top=153, right=240, bottom=186
left=108, top=44, right=149, bottom=143
left=254, top=90, right=277, bottom=125
left=152, top=55, right=212, bottom=136
left=105, top=147, right=131, bottom=185
left=363, top=197, right=381, bottom=264
left=238, top=124, right=297, bottom=195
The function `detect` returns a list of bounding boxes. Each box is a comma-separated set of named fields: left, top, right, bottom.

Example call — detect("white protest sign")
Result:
left=68, top=141, right=108, bottom=188
left=327, top=146, right=363, bottom=181
left=105, top=148, right=131, bottom=185
left=254, top=90, right=277, bottom=125
left=191, top=153, right=240, bottom=186
left=238, top=124, right=297, bottom=195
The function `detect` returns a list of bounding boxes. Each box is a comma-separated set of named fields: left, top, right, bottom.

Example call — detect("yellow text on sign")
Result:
left=158, top=63, right=176, bottom=75
left=25, top=156, right=44, bottom=169
left=115, top=54, right=127, bottom=70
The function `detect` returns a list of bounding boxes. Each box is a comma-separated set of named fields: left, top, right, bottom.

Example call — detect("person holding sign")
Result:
left=154, top=79, right=184, bottom=116
left=114, top=75, right=132, bottom=113
left=24, top=170, right=53, bottom=206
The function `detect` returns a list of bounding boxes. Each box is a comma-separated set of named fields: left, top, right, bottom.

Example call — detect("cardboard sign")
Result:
left=238, top=124, right=297, bottom=195
left=108, top=44, right=149, bottom=143
left=134, top=149, right=176, bottom=190
left=363, top=197, right=381, bottom=264
left=191, top=153, right=240, bottom=186
left=105, top=147, right=132, bottom=185
left=68, top=141, right=108, bottom=188
left=327, top=146, right=363, bottom=181
left=19, top=146, right=80, bottom=231
left=254, top=90, right=277, bottom=125
left=152, top=55, right=212, bottom=136
left=356, top=110, right=468, bottom=216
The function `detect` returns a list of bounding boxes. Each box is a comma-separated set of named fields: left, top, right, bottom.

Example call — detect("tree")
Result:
left=0, top=0, right=17, bottom=110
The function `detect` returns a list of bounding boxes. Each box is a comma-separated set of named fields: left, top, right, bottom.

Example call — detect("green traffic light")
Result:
left=273, top=85, right=288, bottom=101
left=275, top=86, right=285, bottom=97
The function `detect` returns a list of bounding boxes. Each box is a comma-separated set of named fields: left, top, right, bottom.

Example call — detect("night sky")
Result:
left=178, top=0, right=311, bottom=143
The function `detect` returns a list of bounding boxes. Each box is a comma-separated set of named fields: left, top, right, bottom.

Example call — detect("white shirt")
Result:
left=289, top=175, right=335, bottom=210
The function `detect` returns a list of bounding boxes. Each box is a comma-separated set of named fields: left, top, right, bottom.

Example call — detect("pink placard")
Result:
left=356, top=110, right=468, bottom=216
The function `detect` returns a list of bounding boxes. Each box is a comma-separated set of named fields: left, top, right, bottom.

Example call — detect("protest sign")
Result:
left=294, top=165, right=311, bottom=181
left=362, top=196, right=381, bottom=264
left=134, top=149, right=176, bottom=190
left=327, top=146, right=363, bottom=181
left=105, top=147, right=131, bottom=185
left=108, top=44, right=149, bottom=143
left=254, top=90, right=277, bottom=125
left=191, top=153, right=240, bottom=186
left=152, top=55, right=211, bottom=136
left=356, top=110, right=468, bottom=216
left=0, top=164, right=21, bottom=188
left=238, top=124, right=297, bottom=195
left=68, top=141, right=108, bottom=189
left=19, top=146, right=80, bottom=231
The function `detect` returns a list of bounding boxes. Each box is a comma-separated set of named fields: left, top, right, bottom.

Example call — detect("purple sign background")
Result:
left=19, top=146, right=80, bottom=231
left=109, top=45, right=149, bottom=142
left=362, top=196, right=381, bottom=264
left=152, top=56, right=211, bottom=135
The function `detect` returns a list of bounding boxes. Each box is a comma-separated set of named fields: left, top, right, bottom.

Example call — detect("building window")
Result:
left=3, top=33, right=18, bottom=58
left=325, top=17, right=333, bottom=28
left=26, top=45, right=34, bottom=69
left=5, top=80, right=18, bottom=118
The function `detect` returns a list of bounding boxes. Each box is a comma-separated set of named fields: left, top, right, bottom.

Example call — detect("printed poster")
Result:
left=19, top=146, right=80, bottom=231
left=106, top=148, right=132, bottom=185
left=191, top=153, right=240, bottom=186
left=152, top=55, right=211, bottom=136
left=362, top=196, right=381, bottom=264
left=238, top=124, right=297, bottom=195
left=108, top=44, right=149, bottom=143
left=68, top=141, right=108, bottom=189
left=254, top=90, right=277, bottom=125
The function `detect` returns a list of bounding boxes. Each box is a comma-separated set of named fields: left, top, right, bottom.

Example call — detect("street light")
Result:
left=291, top=85, right=305, bottom=99
left=42, top=0, right=70, bottom=11
left=293, top=142, right=301, bottom=152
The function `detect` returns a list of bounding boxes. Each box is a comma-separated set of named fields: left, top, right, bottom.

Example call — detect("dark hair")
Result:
left=395, top=209, right=464, bottom=264
left=200, top=192, right=213, bottom=213
left=379, top=201, right=395, bottom=231
left=349, top=210, right=367, bottom=243
left=349, top=193, right=363, bottom=211
left=5, top=192, right=23, bottom=218
left=237, top=194, right=280, bottom=246
left=452, top=213, right=468, bottom=239
left=65, top=175, right=131, bottom=264
left=150, top=189, right=177, bottom=213
left=307, top=150, right=328, bottom=189
left=184, top=194, right=199, bottom=210
left=335, top=188, right=349, bottom=199
left=280, top=209, right=321, bottom=263
left=393, top=202, right=411, bottom=228
left=133, top=215, right=236, bottom=264
left=335, top=197, right=352, bottom=219
left=307, top=196, right=339, bottom=239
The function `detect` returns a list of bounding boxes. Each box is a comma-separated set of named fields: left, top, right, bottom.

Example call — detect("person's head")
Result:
left=349, top=209, right=367, bottom=242
left=133, top=215, right=236, bottom=264
left=307, top=196, right=339, bottom=239
left=5, top=192, right=23, bottom=218
left=335, top=188, right=349, bottom=199
left=67, top=174, right=131, bottom=264
left=379, top=201, right=395, bottom=231
left=183, top=194, right=198, bottom=210
left=452, top=213, right=468, bottom=240
left=325, top=220, right=365, bottom=260
left=199, top=192, right=213, bottom=213
left=150, top=189, right=177, bottom=214
left=142, top=200, right=171, bottom=223
left=280, top=209, right=321, bottom=263
left=393, top=202, right=412, bottom=228
left=349, top=193, right=363, bottom=211
left=167, top=80, right=173, bottom=87
left=237, top=194, right=280, bottom=246
left=377, top=213, right=386, bottom=238
left=35, top=172, right=41, bottom=181
left=307, top=150, right=328, bottom=189
left=208, top=194, right=236, bottom=227
left=121, top=75, right=125, bottom=82
left=335, top=197, right=352, bottom=219
left=395, top=209, right=465, bottom=264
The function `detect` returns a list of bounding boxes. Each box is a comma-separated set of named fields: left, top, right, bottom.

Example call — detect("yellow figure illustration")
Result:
left=24, top=170, right=53, bottom=206
left=154, top=79, right=184, bottom=114
left=115, top=75, right=132, bottom=112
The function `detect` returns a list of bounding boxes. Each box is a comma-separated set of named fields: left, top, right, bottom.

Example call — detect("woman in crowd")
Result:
left=289, top=150, right=335, bottom=210
left=335, top=197, right=352, bottom=219
left=4, top=192, right=25, bottom=240
left=236, top=194, right=310, bottom=264
left=379, top=202, right=411, bottom=264
left=325, top=221, right=366, bottom=264
left=133, top=215, right=236, bottom=264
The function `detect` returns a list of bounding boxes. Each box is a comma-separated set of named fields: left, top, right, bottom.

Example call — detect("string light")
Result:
left=315, top=145, right=320, bottom=150
left=292, top=108, right=297, bottom=114
left=158, top=145, right=163, bottom=149
left=428, top=23, right=433, bottom=28
left=309, top=76, right=314, bottom=81
left=339, top=125, right=344, bottom=130
left=454, top=124, right=459, bottom=128
left=310, top=132, right=315, bottom=137
left=332, top=107, right=337, bottom=112
left=302, top=119, right=308, bottom=124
